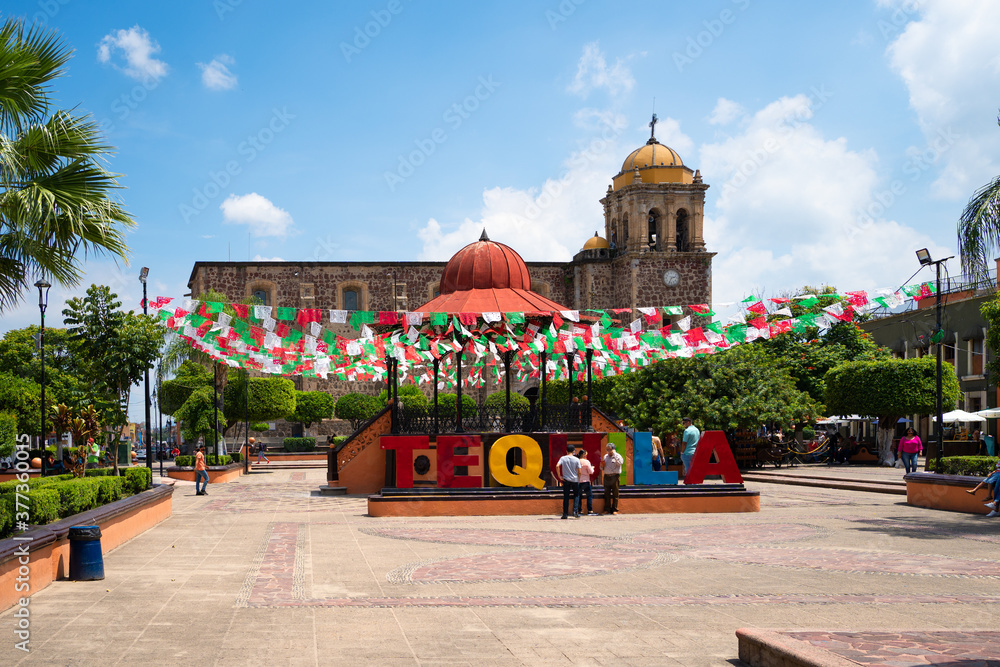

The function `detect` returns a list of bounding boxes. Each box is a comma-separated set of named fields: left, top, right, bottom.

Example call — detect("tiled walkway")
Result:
left=3, top=464, right=999, bottom=665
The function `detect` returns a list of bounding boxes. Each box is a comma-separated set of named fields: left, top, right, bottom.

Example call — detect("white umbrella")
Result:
left=975, top=408, right=1000, bottom=418
left=932, top=409, right=987, bottom=423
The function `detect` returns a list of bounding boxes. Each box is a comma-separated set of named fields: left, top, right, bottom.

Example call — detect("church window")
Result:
left=676, top=209, right=690, bottom=252
left=622, top=213, right=629, bottom=245
left=647, top=210, right=660, bottom=249
left=252, top=289, right=268, bottom=306
left=343, top=289, right=359, bottom=311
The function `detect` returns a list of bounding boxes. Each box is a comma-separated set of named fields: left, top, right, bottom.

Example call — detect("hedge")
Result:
left=0, top=468, right=152, bottom=538
left=484, top=392, right=530, bottom=410
left=283, top=437, right=316, bottom=452
left=931, top=456, right=998, bottom=477
left=435, top=393, right=477, bottom=417
left=174, top=455, right=233, bottom=467
left=0, top=411, right=16, bottom=459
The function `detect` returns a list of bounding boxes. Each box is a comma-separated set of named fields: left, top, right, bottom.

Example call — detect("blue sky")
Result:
left=3, top=0, right=999, bottom=338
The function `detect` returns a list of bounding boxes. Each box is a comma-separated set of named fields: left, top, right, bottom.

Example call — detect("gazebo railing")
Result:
left=393, top=400, right=592, bottom=434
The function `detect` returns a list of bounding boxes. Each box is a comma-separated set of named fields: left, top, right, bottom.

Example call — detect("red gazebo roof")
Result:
left=416, top=231, right=570, bottom=314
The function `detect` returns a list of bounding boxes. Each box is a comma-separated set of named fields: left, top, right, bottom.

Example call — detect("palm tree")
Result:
left=0, top=18, right=135, bottom=310
left=958, top=111, right=1000, bottom=283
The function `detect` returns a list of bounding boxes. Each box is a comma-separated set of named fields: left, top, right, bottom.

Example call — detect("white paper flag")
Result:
left=329, top=310, right=348, bottom=324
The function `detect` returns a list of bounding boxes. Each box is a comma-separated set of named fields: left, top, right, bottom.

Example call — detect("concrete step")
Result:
left=743, top=470, right=907, bottom=487
left=248, top=461, right=326, bottom=470
left=741, top=473, right=906, bottom=495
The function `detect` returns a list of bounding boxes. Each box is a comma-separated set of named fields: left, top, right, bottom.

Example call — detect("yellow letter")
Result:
left=489, top=435, right=545, bottom=489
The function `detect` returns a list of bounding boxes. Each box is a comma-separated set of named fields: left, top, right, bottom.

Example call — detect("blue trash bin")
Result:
left=986, top=435, right=995, bottom=457
left=68, top=525, right=104, bottom=581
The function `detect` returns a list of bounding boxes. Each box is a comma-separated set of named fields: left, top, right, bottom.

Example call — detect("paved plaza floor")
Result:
left=4, top=464, right=999, bottom=666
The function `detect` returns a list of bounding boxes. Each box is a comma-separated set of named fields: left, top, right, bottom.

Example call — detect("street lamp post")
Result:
left=140, top=267, right=152, bottom=487
left=156, top=364, right=164, bottom=478
left=34, top=280, right=51, bottom=476
left=916, top=249, right=953, bottom=472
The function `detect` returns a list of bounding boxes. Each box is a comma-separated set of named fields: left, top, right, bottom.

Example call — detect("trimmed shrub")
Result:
left=932, top=456, right=998, bottom=476
left=283, top=437, right=316, bottom=452
left=84, top=468, right=113, bottom=477
left=484, top=392, right=531, bottom=410
left=96, top=476, right=126, bottom=505
left=27, top=488, right=60, bottom=526
left=174, top=455, right=231, bottom=467
left=335, top=393, right=381, bottom=430
left=377, top=385, right=429, bottom=411
left=55, top=479, right=99, bottom=518
left=124, top=467, right=151, bottom=495
left=434, top=393, right=477, bottom=418
left=231, top=452, right=241, bottom=463
left=0, top=495, right=12, bottom=537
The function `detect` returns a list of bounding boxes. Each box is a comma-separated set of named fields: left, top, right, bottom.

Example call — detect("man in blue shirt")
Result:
left=681, top=417, right=700, bottom=480
left=556, top=444, right=582, bottom=519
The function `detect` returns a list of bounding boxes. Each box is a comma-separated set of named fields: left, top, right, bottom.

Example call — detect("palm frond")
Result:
left=957, top=173, right=1000, bottom=282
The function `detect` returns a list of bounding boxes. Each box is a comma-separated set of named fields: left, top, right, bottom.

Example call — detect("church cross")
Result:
left=649, top=113, right=658, bottom=141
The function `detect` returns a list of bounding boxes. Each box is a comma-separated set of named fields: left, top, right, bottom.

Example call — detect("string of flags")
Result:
left=145, top=281, right=936, bottom=387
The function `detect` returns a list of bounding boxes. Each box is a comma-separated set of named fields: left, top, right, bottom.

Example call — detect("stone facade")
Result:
left=186, top=139, right=715, bottom=437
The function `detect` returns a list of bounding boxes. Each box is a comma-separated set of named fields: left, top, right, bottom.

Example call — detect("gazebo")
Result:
left=384, top=230, right=597, bottom=435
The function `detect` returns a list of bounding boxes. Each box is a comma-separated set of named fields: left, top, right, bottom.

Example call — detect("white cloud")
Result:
left=567, top=42, right=635, bottom=98
left=418, top=113, right=632, bottom=262
left=252, top=254, right=285, bottom=262
left=97, top=26, right=169, bottom=83
left=884, top=0, right=1000, bottom=198
left=708, top=98, right=745, bottom=126
left=699, top=95, right=952, bottom=310
left=198, top=54, right=238, bottom=91
left=220, top=193, right=294, bottom=237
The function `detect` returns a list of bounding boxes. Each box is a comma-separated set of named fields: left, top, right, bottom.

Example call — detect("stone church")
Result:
left=186, top=118, right=715, bottom=436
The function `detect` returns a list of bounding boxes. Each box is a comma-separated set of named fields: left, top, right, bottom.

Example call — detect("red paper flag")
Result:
left=231, top=303, right=249, bottom=319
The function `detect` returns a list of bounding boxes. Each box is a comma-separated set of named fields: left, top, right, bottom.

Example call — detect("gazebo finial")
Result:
left=479, top=228, right=490, bottom=242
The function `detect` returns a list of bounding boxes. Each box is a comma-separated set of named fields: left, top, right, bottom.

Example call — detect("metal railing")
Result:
left=393, top=400, right=593, bottom=434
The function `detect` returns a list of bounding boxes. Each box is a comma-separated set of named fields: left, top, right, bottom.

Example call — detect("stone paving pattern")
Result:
left=3, top=462, right=1000, bottom=665
left=782, top=630, right=1000, bottom=666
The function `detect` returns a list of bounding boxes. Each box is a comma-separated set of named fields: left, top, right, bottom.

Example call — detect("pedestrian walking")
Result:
left=257, top=439, right=269, bottom=464
left=195, top=445, right=209, bottom=496
left=898, top=427, right=922, bottom=474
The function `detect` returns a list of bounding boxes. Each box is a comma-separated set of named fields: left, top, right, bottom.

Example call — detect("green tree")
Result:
left=825, top=356, right=960, bottom=466
left=982, top=291, right=1000, bottom=380
left=63, top=285, right=164, bottom=474
left=0, top=326, right=91, bottom=407
left=222, top=374, right=296, bottom=430
left=484, top=391, right=531, bottom=410
left=376, top=384, right=429, bottom=410
left=0, top=371, right=41, bottom=435
left=611, top=344, right=818, bottom=440
left=334, top=393, right=381, bottom=431
left=288, top=390, right=336, bottom=430
left=173, top=387, right=220, bottom=444
left=0, top=19, right=136, bottom=310
left=159, top=361, right=213, bottom=415
left=0, top=411, right=16, bottom=459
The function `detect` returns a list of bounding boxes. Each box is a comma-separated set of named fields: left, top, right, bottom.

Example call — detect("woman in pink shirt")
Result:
left=898, top=427, right=922, bottom=474
left=575, top=450, right=596, bottom=515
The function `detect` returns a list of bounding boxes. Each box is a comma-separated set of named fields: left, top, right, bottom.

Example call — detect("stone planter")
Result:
left=166, top=462, right=245, bottom=484
left=0, top=484, right=173, bottom=612
left=904, top=472, right=992, bottom=514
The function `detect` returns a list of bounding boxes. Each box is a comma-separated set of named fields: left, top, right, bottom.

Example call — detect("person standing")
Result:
left=575, top=449, right=596, bottom=515
left=898, top=427, right=923, bottom=474
left=195, top=445, right=209, bottom=496
left=601, top=442, right=624, bottom=514
left=680, top=418, right=701, bottom=480
left=651, top=435, right=665, bottom=471
left=556, top=444, right=582, bottom=519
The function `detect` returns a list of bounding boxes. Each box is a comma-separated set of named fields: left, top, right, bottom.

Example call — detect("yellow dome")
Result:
left=621, top=140, right=683, bottom=172
left=612, top=138, right=694, bottom=191
left=582, top=232, right=610, bottom=251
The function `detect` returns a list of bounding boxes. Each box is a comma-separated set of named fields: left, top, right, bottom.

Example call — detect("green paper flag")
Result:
left=930, top=329, right=945, bottom=344
left=276, top=307, right=297, bottom=321
left=431, top=312, right=448, bottom=326
left=504, top=312, right=525, bottom=324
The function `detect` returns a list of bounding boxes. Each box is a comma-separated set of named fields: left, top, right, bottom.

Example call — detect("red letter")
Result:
left=381, top=435, right=429, bottom=488
left=684, top=431, right=743, bottom=485
left=436, top=435, right=482, bottom=488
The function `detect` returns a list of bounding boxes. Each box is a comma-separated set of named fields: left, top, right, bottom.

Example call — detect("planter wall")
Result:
left=0, top=484, right=173, bottom=612
left=904, top=472, right=991, bottom=514
left=167, top=463, right=244, bottom=484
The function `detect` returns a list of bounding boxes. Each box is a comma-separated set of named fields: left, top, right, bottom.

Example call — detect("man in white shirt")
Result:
left=601, top=442, right=624, bottom=514
left=556, top=444, right=582, bottom=519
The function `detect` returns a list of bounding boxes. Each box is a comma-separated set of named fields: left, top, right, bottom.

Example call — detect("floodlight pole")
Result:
left=916, top=251, right=952, bottom=471
left=140, top=269, right=152, bottom=487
